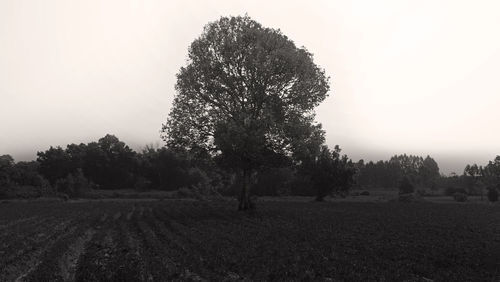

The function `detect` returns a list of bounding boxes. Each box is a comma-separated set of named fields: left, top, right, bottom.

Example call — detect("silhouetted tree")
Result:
left=139, top=146, right=193, bottom=191
left=398, top=176, right=415, bottom=194
left=162, top=15, right=330, bottom=210
left=55, top=168, right=93, bottom=198
left=464, top=163, right=483, bottom=199
left=487, top=186, right=499, bottom=202
left=11, top=161, right=43, bottom=187
left=305, top=145, right=356, bottom=201
left=356, top=154, right=440, bottom=190
left=37, top=147, right=72, bottom=185
left=481, top=156, right=500, bottom=186
left=0, top=155, right=15, bottom=188
left=419, top=156, right=440, bottom=188
left=92, top=134, right=137, bottom=189
left=37, top=135, right=138, bottom=190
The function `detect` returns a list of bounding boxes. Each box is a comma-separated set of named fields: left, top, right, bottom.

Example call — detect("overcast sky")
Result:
left=1, top=0, right=500, bottom=174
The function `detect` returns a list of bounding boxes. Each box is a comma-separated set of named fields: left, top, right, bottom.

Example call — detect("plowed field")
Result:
left=1, top=200, right=499, bottom=281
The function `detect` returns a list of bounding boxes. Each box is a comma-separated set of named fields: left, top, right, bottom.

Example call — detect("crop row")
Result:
left=0, top=200, right=499, bottom=281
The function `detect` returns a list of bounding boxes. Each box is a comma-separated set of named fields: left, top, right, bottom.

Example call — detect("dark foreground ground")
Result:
left=0, top=199, right=499, bottom=281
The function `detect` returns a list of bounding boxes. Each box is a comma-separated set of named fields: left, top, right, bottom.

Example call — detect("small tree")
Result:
left=303, top=145, right=356, bottom=201
left=464, top=164, right=483, bottom=199
left=37, top=146, right=72, bottom=185
left=399, top=176, right=415, bottom=194
left=487, top=186, right=499, bottom=202
left=55, top=169, right=93, bottom=198
left=453, top=192, right=468, bottom=202
left=0, top=155, right=15, bottom=190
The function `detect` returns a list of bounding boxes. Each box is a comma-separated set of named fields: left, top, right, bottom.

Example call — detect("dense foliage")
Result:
left=300, top=145, right=356, bottom=201
left=398, top=176, right=415, bottom=194
left=356, top=155, right=439, bottom=190
left=4, top=134, right=500, bottom=201
left=1, top=133, right=357, bottom=200
left=161, top=15, right=330, bottom=209
left=487, top=186, right=499, bottom=202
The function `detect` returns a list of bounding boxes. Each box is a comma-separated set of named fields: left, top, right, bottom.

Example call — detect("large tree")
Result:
left=162, top=15, right=330, bottom=210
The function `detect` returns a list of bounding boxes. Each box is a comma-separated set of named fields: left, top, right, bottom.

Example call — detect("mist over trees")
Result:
left=1, top=16, right=500, bottom=205
left=2, top=132, right=500, bottom=203
left=0, top=133, right=356, bottom=201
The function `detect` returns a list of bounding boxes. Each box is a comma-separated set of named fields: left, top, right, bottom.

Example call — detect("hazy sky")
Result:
left=1, top=0, right=500, bottom=174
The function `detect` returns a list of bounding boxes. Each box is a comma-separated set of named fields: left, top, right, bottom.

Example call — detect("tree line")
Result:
left=2, top=15, right=499, bottom=206
left=355, top=155, right=440, bottom=190
left=0, top=134, right=356, bottom=200
left=1, top=133, right=499, bottom=201
left=355, top=154, right=500, bottom=199
left=2, top=135, right=500, bottom=201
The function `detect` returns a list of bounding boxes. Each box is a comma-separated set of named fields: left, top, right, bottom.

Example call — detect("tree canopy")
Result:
left=161, top=15, right=330, bottom=209
left=356, top=154, right=440, bottom=189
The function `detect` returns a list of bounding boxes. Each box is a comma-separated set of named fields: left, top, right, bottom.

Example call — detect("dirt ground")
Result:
left=1, top=199, right=499, bottom=281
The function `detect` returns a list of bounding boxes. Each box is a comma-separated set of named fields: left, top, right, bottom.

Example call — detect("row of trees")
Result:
left=2, top=134, right=500, bottom=202
left=3, top=16, right=500, bottom=207
left=36, top=135, right=212, bottom=193
left=0, top=135, right=209, bottom=198
left=355, top=155, right=440, bottom=190
left=0, top=133, right=356, bottom=200
left=355, top=153, right=500, bottom=199
left=0, top=155, right=51, bottom=198
left=460, top=157, right=500, bottom=198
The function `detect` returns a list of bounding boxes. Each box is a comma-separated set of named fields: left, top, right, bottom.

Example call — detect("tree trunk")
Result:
left=238, top=170, right=254, bottom=211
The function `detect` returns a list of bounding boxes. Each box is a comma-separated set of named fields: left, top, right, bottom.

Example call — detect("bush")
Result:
left=187, top=167, right=211, bottom=187
left=176, top=187, right=190, bottom=198
left=416, top=189, right=434, bottom=197
left=55, top=169, right=93, bottom=198
left=360, top=191, right=370, bottom=196
left=453, top=192, right=468, bottom=202
left=487, top=187, right=498, bottom=202
left=399, top=177, right=415, bottom=194
left=398, top=193, right=424, bottom=203
left=134, top=176, right=152, bottom=192
left=0, top=179, right=14, bottom=199
left=444, top=186, right=467, bottom=196
left=0, top=189, right=9, bottom=200
left=253, top=168, right=293, bottom=196
left=56, top=192, right=69, bottom=201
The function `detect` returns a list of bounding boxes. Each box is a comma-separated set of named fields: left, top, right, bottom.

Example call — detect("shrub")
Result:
left=453, top=192, right=468, bottom=202
left=134, top=176, right=152, bottom=192
left=487, top=187, right=499, bottom=202
left=14, top=186, right=41, bottom=199
left=55, top=169, right=93, bottom=198
left=444, top=186, right=467, bottom=196
left=253, top=168, right=294, bottom=196
left=360, top=191, right=370, bottom=196
left=176, top=187, right=191, bottom=197
left=399, top=177, right=415, bottom=194
left=56, top=192, right=69, bottom=201
left=187, top=167, right=210, bottom=187
left=0, top=189, right=10, bottom=200
left=0, top=179, right=14, bottom=199
left=37, top=176, right=54, bottom=196
left=398, top=193, right=424, bottom=203
left=416, top=189, right=433, bottom=197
